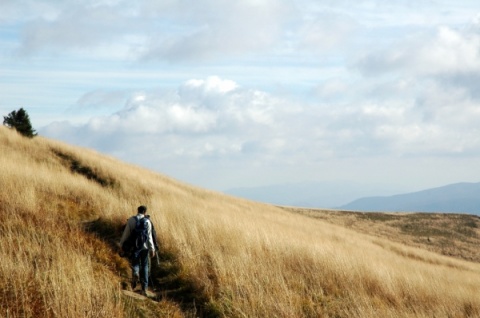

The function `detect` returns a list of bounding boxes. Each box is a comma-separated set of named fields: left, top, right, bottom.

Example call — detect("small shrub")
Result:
left=3, top=108, right=37, bottom=138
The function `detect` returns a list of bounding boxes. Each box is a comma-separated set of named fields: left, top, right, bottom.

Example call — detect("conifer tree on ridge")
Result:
left=3, top=108, right=37, bottom=138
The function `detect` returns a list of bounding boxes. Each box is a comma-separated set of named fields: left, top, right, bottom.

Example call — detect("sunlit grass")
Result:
left=2, top=125, right=480, bottom=317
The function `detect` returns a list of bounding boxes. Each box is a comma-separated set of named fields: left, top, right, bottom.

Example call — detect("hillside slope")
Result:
left=286, top=207, right=480, bottom=263
left=2, top=125, right=480, bottom=317
left=339, top=182, right=480, bottom=214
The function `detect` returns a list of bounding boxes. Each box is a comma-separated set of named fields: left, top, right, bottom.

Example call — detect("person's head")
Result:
left=137, top=205, right=147, bottom=214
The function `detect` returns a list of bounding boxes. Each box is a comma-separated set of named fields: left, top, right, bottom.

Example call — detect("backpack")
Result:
left=122, top=216, right=150, bottom=254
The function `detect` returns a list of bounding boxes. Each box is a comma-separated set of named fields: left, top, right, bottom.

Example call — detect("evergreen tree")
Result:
left=3, top=108, right=37, bottom=138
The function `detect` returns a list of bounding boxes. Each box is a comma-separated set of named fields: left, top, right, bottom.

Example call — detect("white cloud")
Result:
left=356, top=24, right=480, bottom=77
left=42, top=77, right=289, bottom=148
left=5, top=0, right=480, bottom=64
left=296, top=12, right=358, bottom=52
left=11, top=0, right=292, bottom=61
left=18, top=3, right=140, bottom=57
left=76, top=89, right=128, bottom=108
left=41, top=74, right=480, bottom=170
left=346, top=17, right=480, bottom=159
left=314, top=78, right=350, bottom=99
left=139, top=0, right=291, bottom=61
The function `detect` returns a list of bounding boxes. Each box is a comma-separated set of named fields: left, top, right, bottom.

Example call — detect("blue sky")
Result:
left=1, top=0, right=480, bottom=203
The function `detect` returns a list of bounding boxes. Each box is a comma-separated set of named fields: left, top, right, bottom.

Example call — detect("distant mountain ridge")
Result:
left=338, top=182, right=480, bottom=214
left=225, top=181, right=406, bottom=208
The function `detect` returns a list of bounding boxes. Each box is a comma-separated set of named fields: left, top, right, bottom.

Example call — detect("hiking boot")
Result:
left=131, top=274, right=139, bottom=290
left=140, top=287, right=154, bottom=298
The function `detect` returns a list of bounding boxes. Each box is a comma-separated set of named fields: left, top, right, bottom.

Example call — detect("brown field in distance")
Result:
left=284, top=207, right=480, bottom=263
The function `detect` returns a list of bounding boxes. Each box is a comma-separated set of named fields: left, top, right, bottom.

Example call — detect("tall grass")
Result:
left=2, top=125, right=480, bottom=317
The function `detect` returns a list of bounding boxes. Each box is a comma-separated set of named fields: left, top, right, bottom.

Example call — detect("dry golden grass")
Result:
left=287, top=208, right=480, bottom=263
left=2, top=125, right=480, bottom=317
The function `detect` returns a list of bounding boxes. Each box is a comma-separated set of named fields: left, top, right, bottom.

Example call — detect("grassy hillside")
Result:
left=2, top=125, right=480, bottom=317
left=285, top=208, right=480, bottom=263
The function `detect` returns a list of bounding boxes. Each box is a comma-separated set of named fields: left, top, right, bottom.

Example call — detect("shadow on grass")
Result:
left=83, top=217, right=221, bottom=318
left=52, top=150, right=117, bottom=188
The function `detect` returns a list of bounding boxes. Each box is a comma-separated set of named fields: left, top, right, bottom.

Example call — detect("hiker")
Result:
left=120, top=205, right=156, bottom=296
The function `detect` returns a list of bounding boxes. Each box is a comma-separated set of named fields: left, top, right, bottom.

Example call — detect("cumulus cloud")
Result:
left=348, top=18, right=480, bottom=158
left=41, top=75, right=480, bottom=169
left=110, top=76, right=282, bottom=135
left=41, top=77, right=298, bottom=160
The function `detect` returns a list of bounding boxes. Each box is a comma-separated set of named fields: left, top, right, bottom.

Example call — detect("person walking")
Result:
left=120, top=205, right=156, bottom=296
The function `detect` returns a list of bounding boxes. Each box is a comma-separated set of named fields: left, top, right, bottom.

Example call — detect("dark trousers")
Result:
left=131, top=249, right=150, bottom=291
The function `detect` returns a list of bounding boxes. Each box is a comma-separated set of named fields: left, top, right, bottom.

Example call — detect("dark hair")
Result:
left=137, top=205, right=147, bottom=214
